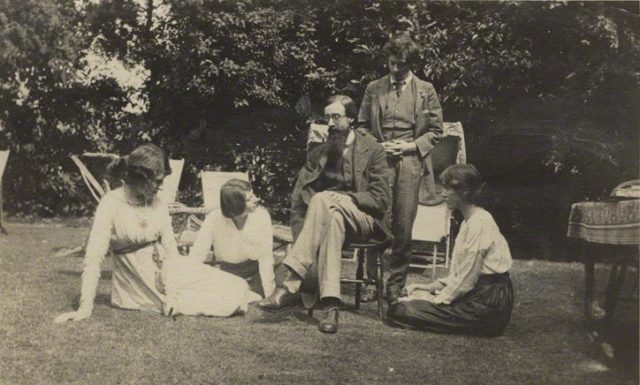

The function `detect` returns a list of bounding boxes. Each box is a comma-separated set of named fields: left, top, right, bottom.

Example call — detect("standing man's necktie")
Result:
left=394, top=81, right=405, bottom=97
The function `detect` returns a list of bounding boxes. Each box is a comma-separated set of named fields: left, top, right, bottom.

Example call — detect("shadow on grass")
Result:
left=68, top=293, right=111, bottom=308
left=57, top=269, right=112, bottom=280
left=246, top=306, right=317, bottom=326
left=292, top=310, right=318, bottom=326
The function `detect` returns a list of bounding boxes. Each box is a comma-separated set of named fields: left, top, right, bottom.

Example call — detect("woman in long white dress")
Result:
left=54, top=144, right=260, bottom=323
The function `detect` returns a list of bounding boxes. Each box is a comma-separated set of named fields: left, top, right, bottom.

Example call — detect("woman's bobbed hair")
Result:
left=220, top=178, right=253, bottom=218
left=440, top=164, right=486, bottom=204
left=107, top=143, right=171, bottom=185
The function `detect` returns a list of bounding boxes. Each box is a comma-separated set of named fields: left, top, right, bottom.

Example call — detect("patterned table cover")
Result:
left=567, top=199, right=640, bottom=245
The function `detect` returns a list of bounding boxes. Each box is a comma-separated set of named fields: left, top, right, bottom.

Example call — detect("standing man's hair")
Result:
left=383, top=32, right=419, bottom=67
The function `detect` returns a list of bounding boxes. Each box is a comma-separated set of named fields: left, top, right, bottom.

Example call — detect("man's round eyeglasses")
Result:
left=315, top=114, right=347, bottom=125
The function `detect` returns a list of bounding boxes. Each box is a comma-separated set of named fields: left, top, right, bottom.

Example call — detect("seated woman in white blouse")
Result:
left=387, top=164, right=514, bottom=337
left=189, top=179, right=275, bottom=298
left=54, top=144, right=260, bottom=323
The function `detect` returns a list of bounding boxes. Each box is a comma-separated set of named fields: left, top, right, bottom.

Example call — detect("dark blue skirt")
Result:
left=218, top=260, right=263, bottom=297
left=388, top=273, right=514, bottom=337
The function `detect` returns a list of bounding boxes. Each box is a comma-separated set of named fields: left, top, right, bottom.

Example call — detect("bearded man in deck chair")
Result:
left=257, top=95, right=391, bottom=334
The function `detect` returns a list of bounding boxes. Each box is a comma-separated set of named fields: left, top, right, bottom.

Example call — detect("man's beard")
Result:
left=325, top=128, right=350, bottom=170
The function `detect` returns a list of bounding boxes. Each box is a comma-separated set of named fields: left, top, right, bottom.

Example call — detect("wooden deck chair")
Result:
left=0, top=150, right=10, bottom=234
left=70, top=153, right=118, bottom=203
left=201, top=171, right=249, bottom=210
left=410, top=122, right=467, bottom=277
left=159, top=158, right=185, bottom=208
left=71, top=153, right=185, bottom=207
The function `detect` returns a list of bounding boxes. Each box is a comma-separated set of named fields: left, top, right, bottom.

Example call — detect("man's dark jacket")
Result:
left=290, top=128, right=391, bottom=242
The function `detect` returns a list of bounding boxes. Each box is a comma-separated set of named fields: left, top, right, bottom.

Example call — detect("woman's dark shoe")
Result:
left=360, top=285, right=378, bottom=303
left=256, top=285, right=298, bottom=312
left=318, top=307, right=339, bottom=334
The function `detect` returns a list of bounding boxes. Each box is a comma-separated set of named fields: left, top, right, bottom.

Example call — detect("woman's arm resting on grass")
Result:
left=54, top=198, right=113, bottom=323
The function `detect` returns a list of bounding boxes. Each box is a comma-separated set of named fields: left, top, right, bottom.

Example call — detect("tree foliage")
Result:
left=0, top=0, right=637, bottom=230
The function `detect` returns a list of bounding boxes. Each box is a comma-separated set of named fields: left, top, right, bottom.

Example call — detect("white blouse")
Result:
left=435, top=208, right=512, bottom=305
left=189, top=207, right=275, bottom=297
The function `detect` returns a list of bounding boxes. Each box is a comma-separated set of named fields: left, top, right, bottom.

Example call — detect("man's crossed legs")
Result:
left=257, top=191, right=374, bottom=333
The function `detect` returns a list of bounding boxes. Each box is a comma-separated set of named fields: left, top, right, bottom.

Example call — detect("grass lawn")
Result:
left=0, top=220, right=637, bottom=385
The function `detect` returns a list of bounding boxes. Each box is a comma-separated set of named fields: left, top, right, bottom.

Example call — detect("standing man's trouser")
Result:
left=284, top=191, right=375, bottom=301
left=386, top=153, right=422, bottom=294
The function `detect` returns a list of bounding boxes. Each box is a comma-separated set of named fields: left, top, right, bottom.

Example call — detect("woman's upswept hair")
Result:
left=326, top=94, right=357, bottom=121
left=220, top=178, right=253, bottom=218
left=440, top=164, right=486, bottom=204
left=383, top=32, right=419, bottom=67
left=107, top=143, right=171, bottom=185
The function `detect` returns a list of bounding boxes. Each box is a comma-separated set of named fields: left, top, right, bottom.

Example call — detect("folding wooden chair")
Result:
left=70, top=153, right=118, bottom=203
left=71, top=152, right=185, bottom=206
left=0, top=150, right=10, bottom=234
left=410, top=122, right=467, bottom=277
left=201, top=171, right=249, bottom=210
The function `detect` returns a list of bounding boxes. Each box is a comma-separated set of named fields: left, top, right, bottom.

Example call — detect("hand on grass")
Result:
left=163, top=294, right=177, bottom=317
left=53, top=309, right=91, bottom=323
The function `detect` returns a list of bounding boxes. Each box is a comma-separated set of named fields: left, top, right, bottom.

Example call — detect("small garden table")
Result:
left=567, top=198, right=639, bottom=327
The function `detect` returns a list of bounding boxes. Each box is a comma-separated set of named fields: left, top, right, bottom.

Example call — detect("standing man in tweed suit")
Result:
left=358, top=33, right=444, bottom=305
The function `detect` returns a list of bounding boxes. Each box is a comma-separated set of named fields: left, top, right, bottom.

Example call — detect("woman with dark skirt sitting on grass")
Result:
left=387, top=164, right=514, bottom=336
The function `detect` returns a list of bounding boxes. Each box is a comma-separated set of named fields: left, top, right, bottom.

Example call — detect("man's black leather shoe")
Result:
left=318, top=307, right=339, bottom=334
left=256, top=285, right=298, bottom=312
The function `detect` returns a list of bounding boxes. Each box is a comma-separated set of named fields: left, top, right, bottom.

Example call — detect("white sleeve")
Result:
left=434, top=218, right=491, bottom=304
left=189, top=213, right=215, bottom=263
left=256, top=210, right=275, bottom=297
left=79, top=197, right=113, bottom=312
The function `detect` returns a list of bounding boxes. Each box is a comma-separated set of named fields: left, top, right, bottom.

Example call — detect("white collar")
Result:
left=345, top=129, right=355, bottom=147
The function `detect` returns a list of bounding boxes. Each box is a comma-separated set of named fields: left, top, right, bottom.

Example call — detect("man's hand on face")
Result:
left=382, top=140, right=416, bottom=156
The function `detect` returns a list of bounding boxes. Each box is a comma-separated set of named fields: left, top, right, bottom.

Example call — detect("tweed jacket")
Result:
left=358, top=73, right=443, bottom=174
left=290, top=128, right=391, bottom=242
